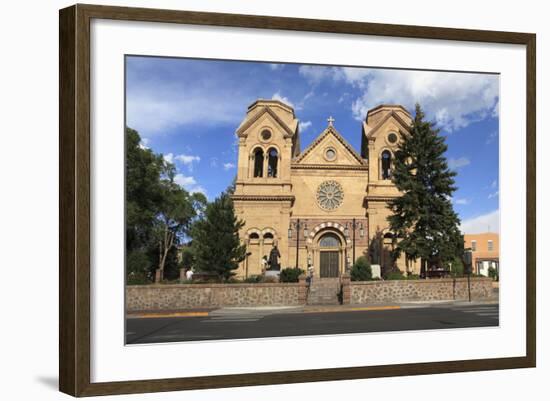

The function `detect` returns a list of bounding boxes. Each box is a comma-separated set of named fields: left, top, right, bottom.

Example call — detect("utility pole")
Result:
left=295, top=218, right=300, bottom=269
left=352, top=218, right=356, bottom=264
left=289, top=219, right=307, bottom=269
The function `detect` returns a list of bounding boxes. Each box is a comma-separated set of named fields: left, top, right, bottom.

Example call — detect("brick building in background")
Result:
left=463, top=233, right=499, bottom=276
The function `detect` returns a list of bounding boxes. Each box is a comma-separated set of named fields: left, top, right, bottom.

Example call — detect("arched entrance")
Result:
left=318, top=232, right=342, bottom=278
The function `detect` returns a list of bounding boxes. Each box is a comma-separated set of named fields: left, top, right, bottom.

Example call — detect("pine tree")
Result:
left=190, top=193, right=247, bottom=281
left=388, top=104, right=463, bottom=277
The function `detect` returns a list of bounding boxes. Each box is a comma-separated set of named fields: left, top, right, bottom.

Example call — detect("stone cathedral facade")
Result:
left=231, top=99, right=420, bottom=279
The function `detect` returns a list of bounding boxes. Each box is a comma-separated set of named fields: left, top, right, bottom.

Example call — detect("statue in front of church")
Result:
left=267, top=245, right=281, bottom=271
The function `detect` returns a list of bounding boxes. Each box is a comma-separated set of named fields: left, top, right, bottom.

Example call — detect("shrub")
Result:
left=126, top=271, right=150, bottom=285
left=126, top=250, right=153, bottom=284
left=406, top=274, right=420, bottom=280
left=243, top=275, right=262, bottom=283
left=385, top=270, right=405, bottom=280
left=279, top=267, right=304, bottom=283
left=450, top=257, right=464, bottom=277
left=488, top=266, right=499, bottom=281
left=350, top=256, right=372, bottom=281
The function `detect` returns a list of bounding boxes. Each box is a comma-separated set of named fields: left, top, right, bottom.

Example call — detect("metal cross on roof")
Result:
left=327, top=116, right=335, bottom=127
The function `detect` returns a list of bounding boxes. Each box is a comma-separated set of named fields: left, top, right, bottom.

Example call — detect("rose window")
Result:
left=316, top=181, right=344, bottom=211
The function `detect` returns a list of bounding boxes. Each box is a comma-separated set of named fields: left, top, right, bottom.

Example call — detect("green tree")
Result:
left=450, top=257, right=464, bottom=277
left=126, top=127, right=164, bottom=253
left=190, top=193, right=247, bottom=281
left=126, top=127, right=165, bottom=282
left=154, top=166, right=207, bottom=280
left=388, top=104, right=464, bottom=277
left=125, top=126, right=206, bottom=283
left=350, top=256, right=373, bottom=281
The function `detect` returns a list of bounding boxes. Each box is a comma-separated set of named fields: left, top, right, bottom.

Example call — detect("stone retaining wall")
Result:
left=349, top=277, right=494, bottom=304
left=126, top=282, right=306, bottom=312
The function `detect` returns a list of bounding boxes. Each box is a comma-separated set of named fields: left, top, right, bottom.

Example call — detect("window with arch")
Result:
left=263, top=232, right=274, bottom=240
left=381, top=150, right=392, bottom=179
left=267, top=148, right=278, bottom=178
left=249, top=232, right=260, bottom=240
left=253, top=148, right=264, bottom=177
left=319, top=233, right=341, bottom=248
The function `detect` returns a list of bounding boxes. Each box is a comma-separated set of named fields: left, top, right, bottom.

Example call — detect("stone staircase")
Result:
left=307, top=278, right=341, bottom=305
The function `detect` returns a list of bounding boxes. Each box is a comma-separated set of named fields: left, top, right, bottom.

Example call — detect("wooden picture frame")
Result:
left=59, top=3, right=536, bottom=397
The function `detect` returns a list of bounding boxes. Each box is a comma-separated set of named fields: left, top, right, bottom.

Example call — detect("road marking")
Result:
left=128, top=311, right=209, bottom=319
left=202, top=318, right=259, bottom=323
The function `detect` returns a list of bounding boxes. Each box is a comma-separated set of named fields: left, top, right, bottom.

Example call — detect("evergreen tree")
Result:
left=190, top=193, right=247, bottom=281
left=388, top=104, right=463, bottom=277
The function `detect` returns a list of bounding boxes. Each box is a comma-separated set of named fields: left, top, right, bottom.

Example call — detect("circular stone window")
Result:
left=316, top=180, right=344, bottom=211
left=260, top=129, right=272, bottom=141
left=324, top=148, right=337, bottom=161
left=387, top=132, right=398, bottom=144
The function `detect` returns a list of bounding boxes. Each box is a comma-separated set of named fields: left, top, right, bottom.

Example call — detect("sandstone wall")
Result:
left=126, top=282, right=306, bottom=312
left=349, top=278, right=494, bottom=304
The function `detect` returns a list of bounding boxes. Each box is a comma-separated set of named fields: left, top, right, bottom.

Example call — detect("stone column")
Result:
left=155, top=269, right=162, bottom=283
left=179, top=268, right=186, bottom=283
left=341, top=272, right=351, bottom=304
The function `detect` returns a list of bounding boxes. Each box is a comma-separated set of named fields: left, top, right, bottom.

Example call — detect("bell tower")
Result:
left=231, top=99, right=301, bottom=276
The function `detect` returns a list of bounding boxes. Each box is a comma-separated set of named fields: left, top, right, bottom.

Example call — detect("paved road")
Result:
left=126, top=303, right=498, bottom=344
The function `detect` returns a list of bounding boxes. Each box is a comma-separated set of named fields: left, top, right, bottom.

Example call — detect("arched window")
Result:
left=267, top=148, right=278, bottom=178
left=263, top=232, right=274, bottom=240
left=249, top=232, right=260, bottom=240
left=381, top=150, right=392, bottom=179
left=319, top=233, right=341, bottom=248
left=253, top=148, right=264, bottom=177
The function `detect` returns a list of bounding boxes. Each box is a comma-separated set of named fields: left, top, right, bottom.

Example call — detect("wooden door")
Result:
left=320, top=251, right=339, bottom=278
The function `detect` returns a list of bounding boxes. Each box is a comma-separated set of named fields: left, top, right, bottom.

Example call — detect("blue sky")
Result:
left=126, top=56, right=500, bottom=234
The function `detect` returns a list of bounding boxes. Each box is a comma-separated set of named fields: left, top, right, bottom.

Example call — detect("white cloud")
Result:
left=173, top=173, right=207, bottom=196
left=454, top=198, right=470, bottom=205
left=175, top=154, right=200, bottom=164
left=210, top=157, right=218, bottom=168
left=269, top=63, right=284, bottom=71
left=351, top=70, right=498, bottom=131
left=299, top=121, right=312, bottom=132
left=300, top=66, right=498, bottom=132
left=491, top=179, right=498, bottom=189
left=272, top=92, right=295, bottom=108
left=223, top=162, right=236, bottom=171
left=298, top=65, right=341, bottom=84
left=163, top=153, right=174, bottom=164
left=448, top=157, right=471, bottom=170
left=174, top=173, right=196, bottom=187
left=138, top=137, right=150, bottom=149
left=488, top=191, right=499, bottom=199
left=165, top=153, right=201, bottom=171
left=175, top=154, right=200, bottom=171
left=126, top=82, right=246, bottom=137
left=460, top=209, right=500, bottom=234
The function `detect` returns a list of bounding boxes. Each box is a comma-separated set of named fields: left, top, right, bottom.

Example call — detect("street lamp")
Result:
left=289, top=219, right=307, bottom=269
left=347, top=218, right=363, bottom=266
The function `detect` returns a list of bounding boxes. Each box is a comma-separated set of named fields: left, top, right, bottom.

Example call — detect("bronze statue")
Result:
left=268, top=245, right=281, bottom=271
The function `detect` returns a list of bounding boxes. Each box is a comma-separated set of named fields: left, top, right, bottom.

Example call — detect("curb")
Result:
left=303, top=305, right=401, bottom=314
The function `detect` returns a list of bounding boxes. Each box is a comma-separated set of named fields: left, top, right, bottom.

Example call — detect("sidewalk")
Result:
left=127, top=299, right=498, bottom=319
